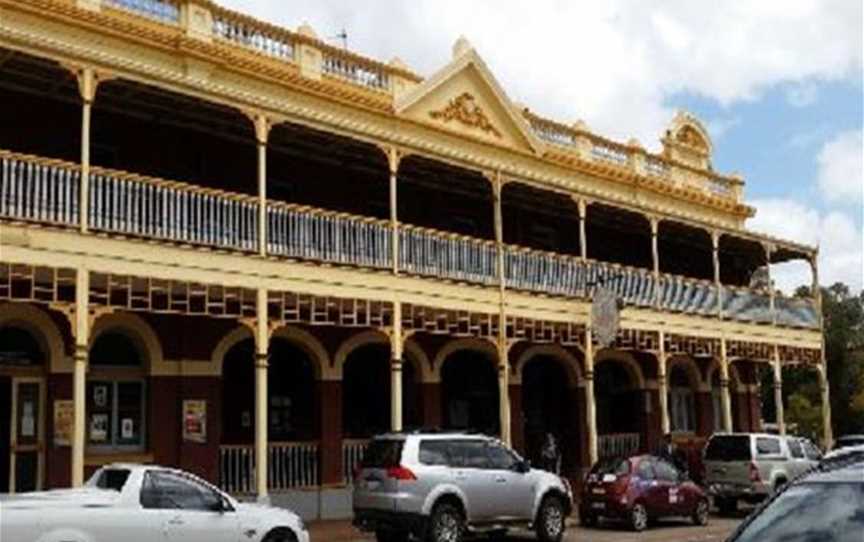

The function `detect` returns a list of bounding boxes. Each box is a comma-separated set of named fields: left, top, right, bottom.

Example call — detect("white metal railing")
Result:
left=268, top=441, right=320, bottom=490
left=342, top=439, right=369, bottom=485
left=323, top=54, right=390, bottom=92
left=105, top=0, right=180, bottom=23
left=268, top=204, right=391, bottom=268
left=0, top=150, right=818, bottom=329
left=219, top=445, right=255, bottom=495
left=0, top=154, right=80, bottom=226
left=212, top=9, right=295, bottom=61
left=723, top=286, right=773, bottom=324
left=598, top=433, right=641, bottom=460
left=220, top=442, right=320, bottom=494
left=775, top=296, right=819, bottom=328
left=659, top=274, right=719, bottom=315
left=399, top=226, right=498, bottom=284
left=89, top=171, right=258, bottom=251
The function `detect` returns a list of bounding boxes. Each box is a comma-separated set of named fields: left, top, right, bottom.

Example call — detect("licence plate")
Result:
left=592, top=488, right=605, bottom=495
left=364, top=480, right=381, bottom=490
left=591, top=502, right=605, bottom=510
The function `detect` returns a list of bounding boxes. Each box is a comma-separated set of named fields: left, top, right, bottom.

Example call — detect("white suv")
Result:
left=352, top=432, right=573, bottom=542
left=704, top=433, right=821, bottom=515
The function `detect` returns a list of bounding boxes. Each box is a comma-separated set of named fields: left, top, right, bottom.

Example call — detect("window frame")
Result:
left=86, top=379, right=147, bottom=453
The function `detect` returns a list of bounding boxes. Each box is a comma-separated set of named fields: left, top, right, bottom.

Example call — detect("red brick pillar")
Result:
left=569, top=387, right=586, bottom=480
left=317, top=380, right=343, bottom=485
left=509, top=383, right=524, bottom=455
left=748, top=391, right=762, bottom=432
left=642, top=389, right=661, bottom=453
left=46, top=373, right=72, bottom=489
left=419, top=382, right=442, bottom=429
left=696, top=391, right=714, bottom=437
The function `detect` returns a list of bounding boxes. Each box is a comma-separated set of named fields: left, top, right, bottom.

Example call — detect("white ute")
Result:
left=0, top=464, right=309, bottom=542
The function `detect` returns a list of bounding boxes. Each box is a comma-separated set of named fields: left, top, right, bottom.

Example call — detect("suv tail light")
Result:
left=749, top=462, right=761, bottom=483
left=386, top=466, right=417, bottom=481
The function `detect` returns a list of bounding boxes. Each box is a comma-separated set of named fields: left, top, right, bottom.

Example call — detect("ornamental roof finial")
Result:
left=453, top=35, right=474, bottom=59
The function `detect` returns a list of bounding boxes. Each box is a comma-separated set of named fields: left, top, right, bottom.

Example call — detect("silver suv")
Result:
left=703, top=433, right=821, bottom=515
left=352, top=432, right=573, bottom=542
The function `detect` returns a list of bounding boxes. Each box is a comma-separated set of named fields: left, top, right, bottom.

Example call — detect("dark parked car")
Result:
left=833, top=434, right=864, bottom=451
left=579, top=455, right=710, bottom=532
left=726, top=461, right=864, bottom=541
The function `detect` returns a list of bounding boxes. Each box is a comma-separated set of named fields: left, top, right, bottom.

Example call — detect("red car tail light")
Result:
left=749, top=462, right=761, bottom=483
left=386, top=466, right=417, bottom=481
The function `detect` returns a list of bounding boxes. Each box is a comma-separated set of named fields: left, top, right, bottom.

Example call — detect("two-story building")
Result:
left=0, top=0, right=830, bottom=519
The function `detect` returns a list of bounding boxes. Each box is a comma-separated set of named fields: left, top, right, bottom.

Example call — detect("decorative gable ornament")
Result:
left=662, top=111, right=713, bottom=170
left=429, top=92, right=502, bottom=139
left=591, top=287, right=620, bottom=348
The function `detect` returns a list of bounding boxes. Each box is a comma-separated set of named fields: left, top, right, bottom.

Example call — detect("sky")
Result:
left=221, top=0, right=863, bottom=293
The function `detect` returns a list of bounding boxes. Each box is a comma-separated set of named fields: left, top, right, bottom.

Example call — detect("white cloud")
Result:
left=220, top=0, right=862, bottom=148
left=817, top=130, right=864, bottom=206
left=749, top=199, right=863, bottom=293
left=785, top=82, right=820, bottom=107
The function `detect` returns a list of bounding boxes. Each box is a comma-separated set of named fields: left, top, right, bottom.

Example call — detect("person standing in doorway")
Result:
left=541, top=432, right=560, bottom=474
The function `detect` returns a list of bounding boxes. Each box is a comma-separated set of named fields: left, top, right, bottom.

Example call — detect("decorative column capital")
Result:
left=63, top=65, right=113, bottom=104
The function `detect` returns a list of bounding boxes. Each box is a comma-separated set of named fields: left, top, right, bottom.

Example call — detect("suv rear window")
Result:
left=705, top=435, right=752, bottom=461
left=419, top=440, right=450, bottom=466
left=362, top=439, right=404, bottom=468
left=756, top=437, right=782, bottom=456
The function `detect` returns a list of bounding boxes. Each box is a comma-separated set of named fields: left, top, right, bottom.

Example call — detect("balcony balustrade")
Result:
left=0, top=150, right=818, bottom=329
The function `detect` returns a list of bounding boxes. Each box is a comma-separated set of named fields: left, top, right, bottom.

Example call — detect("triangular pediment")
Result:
left=396, top=45, right=540, bottom=155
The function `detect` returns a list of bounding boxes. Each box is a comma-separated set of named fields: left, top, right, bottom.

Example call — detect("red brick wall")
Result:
left=45, top=373, right=72, bottom=489
left=509, top=384, right=524, bottom=455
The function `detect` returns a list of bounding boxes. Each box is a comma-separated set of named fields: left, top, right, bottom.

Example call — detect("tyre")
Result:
left=716, top=496, right=737, bottom=516
left=535, top=495, right=566, bottom=542
left=262, top=527, right=298, bottom=542
left=629, top=503, right=648, bottom=532
left=426, top=502, right=464, bottom=542
left=692, top=498, right=710, bottom=526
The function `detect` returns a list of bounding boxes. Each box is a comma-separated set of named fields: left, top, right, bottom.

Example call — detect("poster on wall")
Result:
left=90, top=414, right=108, bottom=442
left=93, top=385, right=108, bottom=408
left=54, top=400, right=73, bottom=446
left=121, top=418, right=135, bottom=440
left=183, top=400, right=207, bottom=444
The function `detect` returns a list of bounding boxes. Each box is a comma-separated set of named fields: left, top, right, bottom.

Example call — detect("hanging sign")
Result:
left=592, top=287, right=620, bottom=348
left=183, top=400, right=207, bottom=444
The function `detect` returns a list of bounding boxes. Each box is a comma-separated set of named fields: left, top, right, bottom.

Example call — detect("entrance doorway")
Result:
left=0, top=325, right=46, bottom=493
left=0, top=378, right=44, bottom=493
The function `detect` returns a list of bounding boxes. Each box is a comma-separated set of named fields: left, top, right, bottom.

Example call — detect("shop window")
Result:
left=669, top=366, right=695, bottom=433
left=88, top=331, right=147, bottom=452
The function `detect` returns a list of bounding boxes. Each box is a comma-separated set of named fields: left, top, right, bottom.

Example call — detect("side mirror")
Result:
left=208, top=496, right=227, bottom=513
left=515, top=460, right=531, bottom=474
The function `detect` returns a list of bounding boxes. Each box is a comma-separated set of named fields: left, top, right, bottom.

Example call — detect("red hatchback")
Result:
left=579, top=455, right=710, bottom=531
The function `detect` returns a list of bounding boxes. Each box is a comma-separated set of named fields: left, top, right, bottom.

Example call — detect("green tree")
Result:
left=822, top=283, right=864, bottom=437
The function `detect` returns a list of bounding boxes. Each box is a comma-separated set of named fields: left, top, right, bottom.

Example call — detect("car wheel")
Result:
left=535, top=495, right=566, bottom=542
left=426, top=502, right=464, bottom=542
left=262, top=527, right=298, bottom=542
left=716, top=496, right=737, bottom=516
left=629, top=503, right=648, bottom=532
left=692, top=498, right=710, bottom=526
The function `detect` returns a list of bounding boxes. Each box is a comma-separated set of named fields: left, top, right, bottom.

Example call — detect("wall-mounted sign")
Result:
left=592, top=287, right=620, bottom=348
left=54, top=400, right=73, bottom=446
left=183, top=400, right=207, bottom=444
